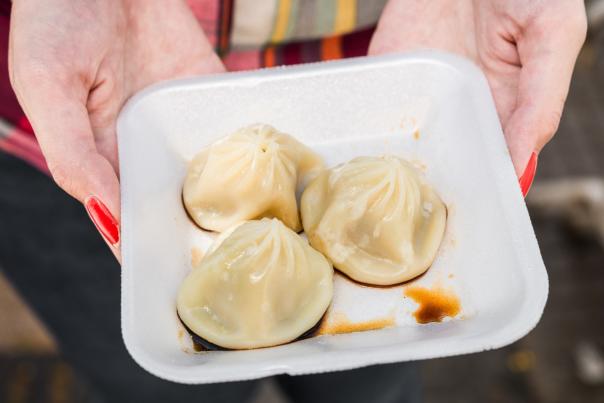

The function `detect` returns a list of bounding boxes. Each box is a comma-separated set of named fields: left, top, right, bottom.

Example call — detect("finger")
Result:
left=12, top=71, right=121, bottom=251
left=504, top=6, right=587, bottom=177
left=85, top=195, right=122, bottom=262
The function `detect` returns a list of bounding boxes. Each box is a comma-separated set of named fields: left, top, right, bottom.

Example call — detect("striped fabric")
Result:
left=230, top=0, right=386, bottom=48
left=0, top=0, right=384, bottom=173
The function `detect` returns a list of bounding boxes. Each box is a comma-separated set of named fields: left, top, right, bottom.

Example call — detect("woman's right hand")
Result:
left=9, top=0, right=225, bottom=258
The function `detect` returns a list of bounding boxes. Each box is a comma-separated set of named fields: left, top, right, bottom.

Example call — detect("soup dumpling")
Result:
left=177, top=218, right=333, bottom=349
left=183, top=124, right=323, bottom=232
left=301, top=156, right=446, bottom=286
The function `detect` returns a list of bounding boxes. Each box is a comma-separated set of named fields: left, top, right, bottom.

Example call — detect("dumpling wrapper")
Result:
left=301, top=156, right=446, bottom=286
left=183, top=124, right=324, bottom=232
left=177, top=218, right=333, bottom=350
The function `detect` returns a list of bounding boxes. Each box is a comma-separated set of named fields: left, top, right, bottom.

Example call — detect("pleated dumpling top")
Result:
left=177, top=218, right=333, bottom=349
left=301, top=156, right=446, bottom=286
left=183, top=124, right=324, bottom=232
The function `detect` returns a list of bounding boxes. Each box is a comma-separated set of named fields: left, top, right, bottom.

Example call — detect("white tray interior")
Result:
left=117, top=51, right=548, bottom=384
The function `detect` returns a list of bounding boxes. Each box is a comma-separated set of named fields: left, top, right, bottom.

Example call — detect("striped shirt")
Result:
left=0, top=0, right=386, bottom=173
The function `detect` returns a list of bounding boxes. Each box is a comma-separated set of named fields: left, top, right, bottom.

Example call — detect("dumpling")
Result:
left=183, top=124, right=324, bottom=232
left=176, top=218, right=333, bottom=349
left=301, top=156, right=446, bottom=286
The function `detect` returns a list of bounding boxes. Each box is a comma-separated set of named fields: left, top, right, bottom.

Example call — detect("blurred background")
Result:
left=2, top=2, right=604, bottom=403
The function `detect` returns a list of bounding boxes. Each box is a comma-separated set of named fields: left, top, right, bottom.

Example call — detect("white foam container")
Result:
left=117, top=51, right=548, bottom=384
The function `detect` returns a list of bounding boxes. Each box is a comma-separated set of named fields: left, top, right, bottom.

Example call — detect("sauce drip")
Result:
left=318, top=313, right=395, bottom=335
left=192, top=340, right=206, bottom=352
left=404, top=286, right=460, bottom=324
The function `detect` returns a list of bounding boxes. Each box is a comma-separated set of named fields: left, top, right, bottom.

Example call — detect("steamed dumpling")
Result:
left=301, top=156, right=446, bottom=285
left=183, top=124, right=324, bottom=232
left=177, top=218, right=333, bottom=349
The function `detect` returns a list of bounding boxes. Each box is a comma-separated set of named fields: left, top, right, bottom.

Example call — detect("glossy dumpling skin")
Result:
left=301, top=156, right=446, bottom=286
left=177, top=218, right=333, bottom=350
left=183, top=124, right=324, bottom=232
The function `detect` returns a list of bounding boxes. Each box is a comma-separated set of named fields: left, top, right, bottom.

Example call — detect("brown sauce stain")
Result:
left=178, top=310, right=326, bottom=352
left=192, top=340, right=206, bottom=352
left=404, top=286, right=460, bottom=324
left=413, top=129, right=421, bottom=140
left=177, top=313, right=215, bottom=352
left=318, top=312, right=395, bottom=335
left=176, top=324, right=208, bottom=353
left=191, top=247, right=204, bottom=267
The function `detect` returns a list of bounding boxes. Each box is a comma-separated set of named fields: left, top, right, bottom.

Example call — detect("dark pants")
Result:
left=0, top=152, right=420, bottom=403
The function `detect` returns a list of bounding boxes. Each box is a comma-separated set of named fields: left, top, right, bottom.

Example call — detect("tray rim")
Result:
left=117, top=50, right=549, bottom=384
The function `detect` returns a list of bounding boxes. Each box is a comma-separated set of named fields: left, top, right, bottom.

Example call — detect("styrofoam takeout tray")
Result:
left=117, top=51, right=548, bottom=384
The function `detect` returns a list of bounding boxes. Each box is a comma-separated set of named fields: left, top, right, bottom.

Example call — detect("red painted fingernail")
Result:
left=519, top=152, right=538, bottom=197
left=85, top=196, right=120, bottom=245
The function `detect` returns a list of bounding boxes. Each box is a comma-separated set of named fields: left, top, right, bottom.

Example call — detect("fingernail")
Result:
left=85, top=196, right=120, bottom=245
left=519, top=152, right=538, bottom=197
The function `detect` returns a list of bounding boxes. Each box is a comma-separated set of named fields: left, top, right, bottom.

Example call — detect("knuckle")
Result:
left=539, top=109, right=563, bottom=142
left=567, top=7, right=588, bottom=44
left=47, top=161, right=77, bottom=196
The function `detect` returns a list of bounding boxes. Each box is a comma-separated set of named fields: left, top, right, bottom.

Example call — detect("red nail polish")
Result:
left=85, top=196, right=120, bottom=245
left=519, top=152, right=538, bottom=197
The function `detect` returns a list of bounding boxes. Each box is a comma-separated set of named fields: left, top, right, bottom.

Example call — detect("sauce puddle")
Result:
left=404, top=286, right=460, bottom=324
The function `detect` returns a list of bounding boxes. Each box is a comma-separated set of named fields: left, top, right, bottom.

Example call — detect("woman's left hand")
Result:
left=370, top=0, right=587, bottom=195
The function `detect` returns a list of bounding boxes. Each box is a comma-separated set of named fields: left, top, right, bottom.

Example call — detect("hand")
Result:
left=9, top=0, right=224, bottom=257
left=369, top=0, right=587, bottom=191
